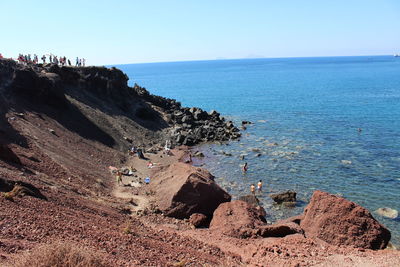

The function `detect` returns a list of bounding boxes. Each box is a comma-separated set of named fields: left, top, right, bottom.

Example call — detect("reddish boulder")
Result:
left=151, top=163, right=231, bottom=219
left=300, top=190, right=391, bottom=250
left=210, top=200, right=267, bottom=238
left=189, top=213, right=208, bottom=228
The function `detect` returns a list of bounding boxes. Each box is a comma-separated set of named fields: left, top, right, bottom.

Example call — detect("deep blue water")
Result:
left=115, top=56, right=400, bottom=245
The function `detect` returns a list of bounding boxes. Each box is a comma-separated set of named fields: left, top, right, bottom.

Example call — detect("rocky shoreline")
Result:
left=0, top=59, right=399, bottom=266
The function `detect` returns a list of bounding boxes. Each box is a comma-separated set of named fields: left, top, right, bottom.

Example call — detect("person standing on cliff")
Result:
left=82, top=58, right=86, bottom=66
left=76, top=57, right=79, bottom=66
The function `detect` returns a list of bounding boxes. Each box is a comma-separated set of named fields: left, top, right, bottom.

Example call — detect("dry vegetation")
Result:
left=8, top=242, right=108, bottom=267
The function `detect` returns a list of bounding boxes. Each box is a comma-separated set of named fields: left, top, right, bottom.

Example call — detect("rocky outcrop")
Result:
left=151, top=163, right=231, bottom=219
left=0, top=59, right=240, bottom=148
left=300, top=190, right=391, bottom=250
left=270, top=191, right=296, bottom=204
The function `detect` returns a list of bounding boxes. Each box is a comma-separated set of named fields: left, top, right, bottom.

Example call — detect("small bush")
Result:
left=122, top=222, right=133, bottom=235
left=9, top=241, right=108, bottom=267
left=2, top=192, right=14, bottom=201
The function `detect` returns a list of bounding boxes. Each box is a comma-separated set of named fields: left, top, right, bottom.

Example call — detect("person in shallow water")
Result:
left=242, top=162, right=248, bottom=172
left=257, top=180, right=262, bottom=192
left=250, top=184, right=256, bottom=194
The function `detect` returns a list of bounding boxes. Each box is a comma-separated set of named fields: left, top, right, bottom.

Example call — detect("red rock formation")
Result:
left=151, top=163, right=231, bottom=219
left=300, top=190, right=391, bottom=250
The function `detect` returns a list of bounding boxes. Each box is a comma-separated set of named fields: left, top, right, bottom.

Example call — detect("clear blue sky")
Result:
left=1, top=0, right=399, bottom=65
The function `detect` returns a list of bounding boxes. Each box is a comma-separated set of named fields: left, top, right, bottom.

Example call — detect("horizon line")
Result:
left=107, top=54, right=393, bottom=66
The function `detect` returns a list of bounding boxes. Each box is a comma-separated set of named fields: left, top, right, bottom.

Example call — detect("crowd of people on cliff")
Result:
left=0, top=52, right=86, bottom=67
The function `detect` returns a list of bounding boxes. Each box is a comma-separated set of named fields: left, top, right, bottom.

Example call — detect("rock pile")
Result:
left=132, top=82, right=241, bottom=145
left=165, top=107, right=241, bottom=146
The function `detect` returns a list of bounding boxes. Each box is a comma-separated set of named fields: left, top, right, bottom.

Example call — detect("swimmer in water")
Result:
left=250, top=184, right=255, bottom=194
left=242, top=162, right=248, bottom=173
left=257, top=180, right=262, bottom=192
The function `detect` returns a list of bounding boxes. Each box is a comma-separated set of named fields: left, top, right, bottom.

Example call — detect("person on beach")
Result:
left=129, top=146, right=137, bottom=156
left=257, top=180, right=262, bottom=192
left=250, top=184, right=256, bottom=195
left=242, top=162, right=248, bottom=172
left=116, top=170, right=123, bottom=185
left=147, top=161, right=153, bottom=168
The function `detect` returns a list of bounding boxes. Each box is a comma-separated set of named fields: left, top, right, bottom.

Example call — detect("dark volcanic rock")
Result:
left=300, top=190, right=391, bottom=250
left=270, top=191, right=296, bottom=204
left=239, top=194, right=260, bottom=206
left=151, top=163, right=231, bottom=219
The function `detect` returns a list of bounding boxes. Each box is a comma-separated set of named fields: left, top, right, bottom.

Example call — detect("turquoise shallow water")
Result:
left=115, top=56, right=400, bottom=245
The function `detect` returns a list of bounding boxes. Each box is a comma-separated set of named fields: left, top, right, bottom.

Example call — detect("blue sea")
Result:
left=115, top=56, right=400, bottom=246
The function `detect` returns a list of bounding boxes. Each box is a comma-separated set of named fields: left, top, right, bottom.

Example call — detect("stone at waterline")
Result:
left=270, top=191, right=296, bottom=204
left=375, top=207, right=398, bottom=219
left=193, top=151, right=205, bottom=158
left=239, top=194, right=260, bottom=206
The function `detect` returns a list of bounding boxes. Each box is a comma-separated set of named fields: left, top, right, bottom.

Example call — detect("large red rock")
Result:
left=300, top=190, right=391, bottom=250
left=151, top=162, right=231, bottom=219
left=209, top=200, right=267, bottom=238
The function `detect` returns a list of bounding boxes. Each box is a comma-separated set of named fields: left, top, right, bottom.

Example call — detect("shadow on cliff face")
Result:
left=0, top=110, right=28, bottom=149
left=59, top=65, right=169, bottom=132
left=0, top=61, right=113, bottom=147
left=0, top=60, right=171, bottom=149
